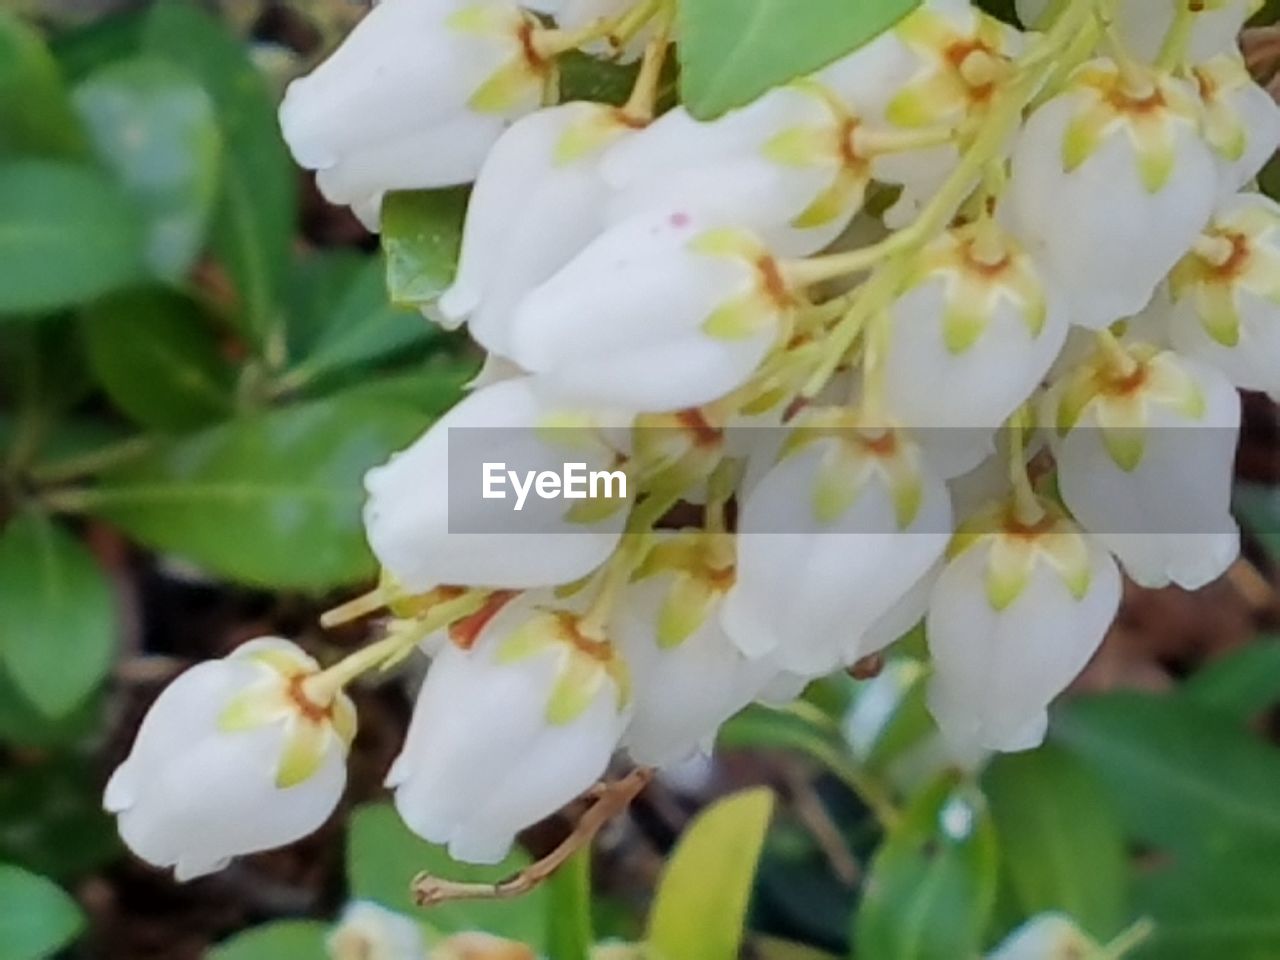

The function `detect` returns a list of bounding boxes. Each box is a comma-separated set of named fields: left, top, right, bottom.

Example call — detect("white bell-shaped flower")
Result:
left=1046, top=341, right=1240, bottom=589
left=1015, top=0, right=1252, bottom=63
left=882, top=218, right=1069, bottom=436
left=1169, top=192, right=1280, bottom=397
left=328, top=902, right=425, bottom=960
left=1007, top=59, right=1218, bottom=329
left=856, top=560, right=941, bottom=661
left=279, top=0, right=551, bottom=229
left=926, top=497, right=1121, bottom=759
left=722, top=415, right=952, bottom=674
left=363, top=376, right=629, bottom=592
left=1189, top=55, right=1280, bottom=198
left=388, top=592, right=630, bottom=864
left=615, top=531, right=778, bottom=766
left=509, top=212, right=794, bottom=413
left=441, top=102, right=642, bottom=353
left=987, top=914, right=1101, bottom=960
left=104, top=638, right=353, bottom=880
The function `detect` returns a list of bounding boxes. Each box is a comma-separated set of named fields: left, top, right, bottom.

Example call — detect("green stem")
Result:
left=28, top=435, right=153, bottom=485
left=545, top=849, right=594, bottom=960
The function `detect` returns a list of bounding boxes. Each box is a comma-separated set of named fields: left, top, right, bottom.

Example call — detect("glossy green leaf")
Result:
left=678, top=0, right=922, bottom=119
left=0, top=512, right=116, bottom=718
left=0, top=865, right=85, bottom=960
left=144, top=2, right=295, bottom=345
left=854, top=774, right=998, bottom=960
left=283, top=256, right=440, bottom=391
left=207, top=921, right=329, bottom=960
left=0, top=11, right=86, bottom=158
left=381, top=188, right=469, bottom=308
left=0, top=160, right=145, bottom=315
left=77, top=393, right=429, bottom=590
left=1054, top=692, right=1280, bottom=861
left=983, top=746, right=1130, bottom=938
left=346, top=802, right=547, bottom=947
left=647, top=788, right=774, bottom=960
left=82, top=288, right=234, bottom=431
left=73, top=57, right=221, bottom=281
left=1183, top=639, right=1280, bottom=723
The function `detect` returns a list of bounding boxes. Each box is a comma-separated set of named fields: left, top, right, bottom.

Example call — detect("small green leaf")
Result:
left=144, top=2, right=295, bottom=346
left=0, top=160, right=145, bottom=315
left=82, top=288, right=235, bottom=431
left=0, top=865, right=85, bottom=960
left=347, top=802, right=547, bottom=947
left=0, top=512, right=117, bottom=718
left=51, top=9, right=146, bottom=83
left=0, top=11, right=86, bottom=158
left=647, top=788, right=775, bottom=960
left=78, top=392, right=431, bottom=590
left=983, top=746, right=1130, bottom=938
left=73, top=57, right=222, bottom=281
left=381, top=188, right=469, bottom=308
left=558, top=51, right=641, bottom=105
left=207, top=921, right=329, bottom=960
left=679, top=0, right=922, bottom=119
left=854, top=774, right=998, bottom=960
left=1183, top=638, right=1280, bottom=723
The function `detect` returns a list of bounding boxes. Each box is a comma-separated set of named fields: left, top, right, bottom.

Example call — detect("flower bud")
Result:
left=327, top=902, right=425, bottom=960
left=1189, top=55, right=1280, bottom=199
left=104, top=639, right=353, bottom=880
left=987, top=914, right=1100, bottom=960
left=442, top=102, right=643, bottom=351
left=722, top=417, right=952, bottom=673
left=926, top=499, right=1121, bottom=760
left=363, top=377, right=629, bottom=592
left=279, top=0, right=551, bottom=229
left=1169, top=192, right=1280, bottom=397
left=1046, top=343, right=1240, bottom=589
left=1007, top=60, right=1217, bottom=329
left=388, top=593, right=630, bottom=863
left=615, top=532, right=778, bottom=766
left=509, top=212, right=794, bottom=413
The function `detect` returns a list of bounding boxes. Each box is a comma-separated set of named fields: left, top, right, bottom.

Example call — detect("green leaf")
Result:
left=0, top=11, right=86, bottom=158
left=381, top=188, right=469, bottom=308
left=144, top=2, right=295, bottom=346
left=76, top=393, right=428, bottom=590
left=346, top=802, right=547, bottom=947
left=0, top=512, right=116, bottom=718
left=678, top=0, right=922, bottom=119
left=545, top=850, right=593, bottom=960
left=82, top=288, right=235, bottom=431
left=1183, top=639, right=1280, bottom=723
left=0, top=160, right=145, bottom=315
left=647, top=788, right=774, bottom=960
left=0, top=865, right=85, bottom=960
left=73, top=57, right=222, bottom=281
left=283, top=256, right=440, bottom=391
left=207, top=921, right=329, bottom=960
left=853, top=774, right=998, bottom=960
left=1233, top=481, right=1280, bottom=563
left=0, top=754, right=119, bottom=880
left=51, top=9, right=146, bottom=83
left=558, top=51, right=642, bottom=105
left=1054, top=692, right=1280, bottom=861
left=983, top=746, right=1130, bottom=939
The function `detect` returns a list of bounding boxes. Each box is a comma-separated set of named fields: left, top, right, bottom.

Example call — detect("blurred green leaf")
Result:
left=983, top=746, right=1129, bottom=939
left=0, top=160, right=145, bottom=315
left=0, top=865, right=85, bottom=960
left=1054, top=692, right=1280, bottom=861
left=208, top=921, right=329, bottom=960
left=347, top=802, right=547, bottom=947
left=144, top=2, right=295, bottom=346
left=678, top=0, right=921, bottom=119
left=0, top=755, right=119, bottom=880
left=558, top=51, right=640, bottom=105
left=73, top=57, right=222, bottom=281
left=1183, top=639, right=1280, bottom=723
left=546, top=850, right=592, bottom=960
left=283, top=257, right=440, bottom=391
left=1233, top=481, right=1280, bottom=563
left=51, top=9, right=146, bottom=83
left=381, top=189, right=468, bottom=308
left=0, top=11, right=86, bottom=158
left=315, top=357, right=476, bottom=417
left=285, top=250, right=368, bottom=361
left=0, top=512, right=116, bottom=718
left=854, top=774, right=997, bottom=960
left=82, top=288, right=235, bottom=431
left=647, top=788, right=774, bottom=960
left=754, top=938, right=841, bottom=960
left=77, top=392, right=427, bottom=590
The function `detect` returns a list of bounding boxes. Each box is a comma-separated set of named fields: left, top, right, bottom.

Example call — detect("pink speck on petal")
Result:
left=669, top=212, right=690, bottom=228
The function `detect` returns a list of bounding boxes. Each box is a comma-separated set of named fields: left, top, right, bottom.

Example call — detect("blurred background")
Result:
left=2, top=1, right=1280, bottom=958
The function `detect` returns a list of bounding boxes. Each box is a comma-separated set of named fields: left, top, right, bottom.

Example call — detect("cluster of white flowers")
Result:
left=107, top=0, right=1280, bottom=879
